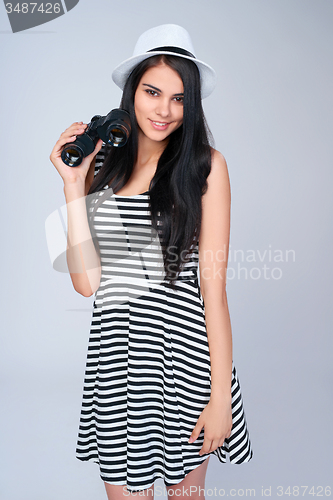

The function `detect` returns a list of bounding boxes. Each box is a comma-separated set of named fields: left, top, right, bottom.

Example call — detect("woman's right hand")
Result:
left=49, top=121, right=103, bottom=186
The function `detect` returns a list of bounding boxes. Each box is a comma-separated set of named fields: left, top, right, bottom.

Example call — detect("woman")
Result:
left=50, top=24, right=253, bottom=499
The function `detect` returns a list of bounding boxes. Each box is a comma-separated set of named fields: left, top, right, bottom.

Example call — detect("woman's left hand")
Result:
left=188, top=397, right=233, bottom=456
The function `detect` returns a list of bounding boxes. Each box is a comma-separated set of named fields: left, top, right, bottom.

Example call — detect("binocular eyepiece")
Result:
left=61, top=108, right=131, bottom=167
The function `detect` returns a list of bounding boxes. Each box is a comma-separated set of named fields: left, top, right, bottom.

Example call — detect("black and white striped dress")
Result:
left=76, top=147, right=253, bottom=491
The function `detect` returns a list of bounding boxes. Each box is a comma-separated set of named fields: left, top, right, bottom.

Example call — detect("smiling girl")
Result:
left=50, top=24, right=253, bottom=500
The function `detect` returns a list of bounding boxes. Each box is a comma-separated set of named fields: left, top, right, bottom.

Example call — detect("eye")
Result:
left=173, top=96, right=184, bottom=103
left=145, top=89, right=159, bottom=97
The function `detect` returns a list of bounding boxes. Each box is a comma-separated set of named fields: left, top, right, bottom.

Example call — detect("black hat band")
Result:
left=147, top=46, right=196, bottom=59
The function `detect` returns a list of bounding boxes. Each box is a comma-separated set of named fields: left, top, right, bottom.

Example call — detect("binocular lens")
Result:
left=107, top=124, right=129, bottom=147
left=62, top=147, right=83, bottom=167
left=110, top=128, right=124, bottom=143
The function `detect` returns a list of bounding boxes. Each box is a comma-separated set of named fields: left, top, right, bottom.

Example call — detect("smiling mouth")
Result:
left=149, top=119, right=171, bottom=126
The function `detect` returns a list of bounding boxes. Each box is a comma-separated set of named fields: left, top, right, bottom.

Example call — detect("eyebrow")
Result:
left=142, top=83, right=184, bottom=97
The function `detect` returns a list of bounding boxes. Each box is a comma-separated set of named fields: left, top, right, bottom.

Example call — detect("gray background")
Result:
left=1, top=1, right=332, bottom=499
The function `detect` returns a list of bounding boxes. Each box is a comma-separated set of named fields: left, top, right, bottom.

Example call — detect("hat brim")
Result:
left=112, top=51, right=216, bottom=99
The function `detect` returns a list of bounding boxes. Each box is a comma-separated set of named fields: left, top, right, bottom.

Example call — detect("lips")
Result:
left=149, top=119, right=171, bottom=131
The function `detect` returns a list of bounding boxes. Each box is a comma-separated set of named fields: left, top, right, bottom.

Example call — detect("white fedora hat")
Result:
left=112, top=24, right=216, bottom=99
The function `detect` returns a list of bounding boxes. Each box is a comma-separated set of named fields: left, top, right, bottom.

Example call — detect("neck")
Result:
left=136, top=128, right=168, bottom=169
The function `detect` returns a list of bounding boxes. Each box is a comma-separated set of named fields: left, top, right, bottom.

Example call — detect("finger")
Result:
left=52, top=123, right=88, bottom=153
left=61, top=123, right=87, bottom=138
left=69, top=121, right=86, bottom=129
left=207, top=438, right=220, bottom=454
left=84, top=139, right=103, bottom=164
left=93, top=138, right=103, bottom=154
left=199, top=439, right=212, bottom=456
left=217, top=439, right=225, bottom=449
left=50, top=135, right=78, bottom=157
left=188, top=421, right=204, bottom=443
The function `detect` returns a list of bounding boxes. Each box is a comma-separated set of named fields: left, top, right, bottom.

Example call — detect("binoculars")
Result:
left=61, top=108, right=131, bottom=167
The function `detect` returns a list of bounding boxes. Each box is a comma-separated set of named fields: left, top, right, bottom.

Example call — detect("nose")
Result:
left=156, top=98, right=171, bottom=118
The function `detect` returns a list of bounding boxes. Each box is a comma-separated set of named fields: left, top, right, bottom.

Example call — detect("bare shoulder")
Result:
left=211, top=147, right=227, bottom=167
left=202, top=148, right=230, bottom=204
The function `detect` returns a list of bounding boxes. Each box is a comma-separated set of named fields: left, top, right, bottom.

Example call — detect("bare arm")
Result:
left=50, top=122, right=103, bottom=297
left=199, top=149, right=233, bottom=403
left=188, top=149, right=233, bottom=454
left=63, top=180, right=101, bottom=297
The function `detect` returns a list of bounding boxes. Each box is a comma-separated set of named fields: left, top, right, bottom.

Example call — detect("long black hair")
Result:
left=88, top=54, right=214, bottom=289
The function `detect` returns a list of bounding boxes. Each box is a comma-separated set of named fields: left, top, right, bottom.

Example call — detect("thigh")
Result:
left=166, top=456, right=211, bottom=500
left=104, top=482, right=155, bottom=500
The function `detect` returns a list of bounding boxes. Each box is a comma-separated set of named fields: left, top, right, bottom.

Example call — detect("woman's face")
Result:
left=134, top=62, right=184, bottom=143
